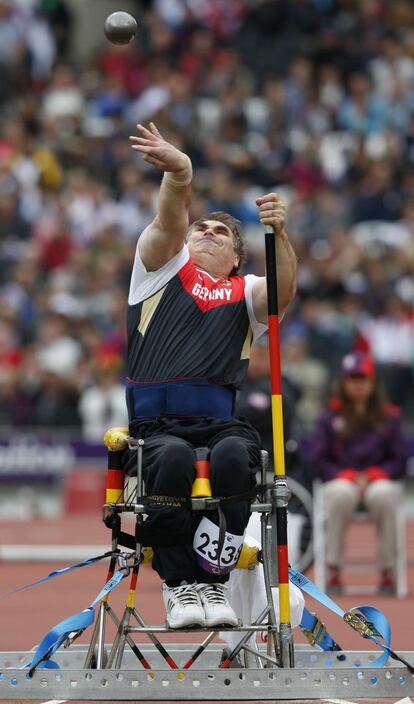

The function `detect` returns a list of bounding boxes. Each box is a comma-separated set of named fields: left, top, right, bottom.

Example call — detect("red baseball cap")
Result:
left=341, top=352, right=375, bottom=378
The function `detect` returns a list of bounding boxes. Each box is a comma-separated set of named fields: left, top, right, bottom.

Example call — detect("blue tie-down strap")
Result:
left=288, top=567, right=344, bottom=618
left=300, top=607, right=341, bottom=651
left=289, top=567, right=414, bottom=672
left=26, top=608, right=95, bottom=675
left=26, top=570, right=125, bottom=676
left=89, top=570, right=125, bottom=607
left=346, top=605, right=414, bottom=673
left=5, top=550, right=115, bottom=597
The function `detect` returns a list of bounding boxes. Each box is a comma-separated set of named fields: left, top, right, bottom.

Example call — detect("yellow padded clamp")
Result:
left=142, top=547, right=154, bottom=564
left=236, top=544, right=260, bottom=569
left=191, top=477, right=212, bottom=498
left=104, top=427, right=129, bottom=451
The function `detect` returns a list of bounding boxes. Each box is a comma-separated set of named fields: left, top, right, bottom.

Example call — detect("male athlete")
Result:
left=126, top=122, right=297, bottom=629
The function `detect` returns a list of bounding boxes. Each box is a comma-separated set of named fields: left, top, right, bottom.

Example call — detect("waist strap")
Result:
left=126, top=379, right=235, bottom=421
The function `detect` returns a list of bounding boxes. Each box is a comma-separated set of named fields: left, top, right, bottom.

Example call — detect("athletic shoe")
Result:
left=326, top=565, right=342, bottom=595
left=197, top=583, right=239, bottom=627
left=162, top=582, right=206, bottom=629
left=378, top=568, right=396, bottom=596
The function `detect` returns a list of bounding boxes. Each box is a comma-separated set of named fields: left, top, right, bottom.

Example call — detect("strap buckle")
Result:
left=302, top=617, right=327, bottom=647
left=191, top=496, right=220, bottom=511
left=343, top=611, right=381, bottom=638
left=117, top=551, right=142, bottom=576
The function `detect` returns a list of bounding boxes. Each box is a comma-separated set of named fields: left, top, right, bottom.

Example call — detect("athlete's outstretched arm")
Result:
left=252, top=193, right=297, bottom=323
left=130, top=122, right=192, bottom=271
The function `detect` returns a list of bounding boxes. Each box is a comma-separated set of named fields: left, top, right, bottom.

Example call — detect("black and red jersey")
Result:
left=127, top=244, right=266, bottom=390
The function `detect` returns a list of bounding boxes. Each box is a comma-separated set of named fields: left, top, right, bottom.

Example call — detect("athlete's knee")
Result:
left=210, top=436, right=252, bottom=494
left=151, top=441, right=194, bottom=493
left=211, top=436, right=249, bottom=471
left=160, top=441, right=193, bottom=471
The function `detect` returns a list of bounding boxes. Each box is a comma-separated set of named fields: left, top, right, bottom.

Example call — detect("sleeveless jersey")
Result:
left=127, top=244, right=267, bottom=390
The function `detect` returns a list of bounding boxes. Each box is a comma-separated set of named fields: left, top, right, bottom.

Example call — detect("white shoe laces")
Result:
left=168, top=583, right=199, bottom=607
left=198, top=583, right=227, bottom=604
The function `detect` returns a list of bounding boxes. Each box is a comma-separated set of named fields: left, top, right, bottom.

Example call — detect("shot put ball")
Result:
left=104, top=11, right=137, bottom=45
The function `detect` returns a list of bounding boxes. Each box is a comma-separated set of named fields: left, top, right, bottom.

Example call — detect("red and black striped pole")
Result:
left=264, top=224, right=294, bottom=667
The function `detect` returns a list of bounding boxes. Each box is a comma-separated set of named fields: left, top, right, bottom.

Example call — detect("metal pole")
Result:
left=264, top=224, right=294, bottom=668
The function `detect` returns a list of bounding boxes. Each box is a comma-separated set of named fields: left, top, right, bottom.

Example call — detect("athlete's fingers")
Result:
left=259, top=216, right=285, bottom=232
left=260, top=215, right=285, bottom=224
left=149, top=122, right=163, bottom=138
left=256, top=193, right=284, bottom=206
left=135, top=123, right=159, bottom=140
left=257, top=192, right=286, bottom=232
left=258, top=201, right=285, bottom=213
left=258, top=207, right=286, bottom=223
left=129, top=136, right=158, bottom=146
left=130, top=144, right=167, bottom=158
left=260, top=212, right=285, bottom=222
left=259, top=208, right=285, bottom=219
left=130, top=144, right=155, bottom=153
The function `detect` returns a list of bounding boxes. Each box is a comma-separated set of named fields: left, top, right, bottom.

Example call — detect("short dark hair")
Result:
left=188, top=212, right=245, bottom=275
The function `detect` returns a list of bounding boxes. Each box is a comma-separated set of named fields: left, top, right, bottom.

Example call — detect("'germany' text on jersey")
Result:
left=127, top=257, right=253, bottom=390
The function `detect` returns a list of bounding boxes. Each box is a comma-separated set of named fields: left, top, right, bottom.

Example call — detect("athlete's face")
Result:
left=187, top=220, right=240, bottom=278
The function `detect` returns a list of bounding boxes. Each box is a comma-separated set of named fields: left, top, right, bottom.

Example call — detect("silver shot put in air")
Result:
left=104, top=11, right=138, bottom=45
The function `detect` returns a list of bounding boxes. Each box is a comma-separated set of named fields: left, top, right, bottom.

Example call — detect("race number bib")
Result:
left=193, top=517, right=244, bottom=575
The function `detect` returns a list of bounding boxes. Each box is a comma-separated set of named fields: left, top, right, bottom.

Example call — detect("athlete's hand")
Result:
left=129, top=122, right=191, bottom=173
left=256, top=193, right=286, bottom=235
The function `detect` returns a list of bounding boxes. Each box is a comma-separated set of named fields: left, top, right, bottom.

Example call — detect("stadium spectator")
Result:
left=78, top=357, right=128, bottom=443
left=309, top=351, right=408, bottom=595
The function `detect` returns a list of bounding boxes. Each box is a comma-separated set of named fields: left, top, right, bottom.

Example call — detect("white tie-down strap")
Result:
left=220, top=512, right=305, bottom=650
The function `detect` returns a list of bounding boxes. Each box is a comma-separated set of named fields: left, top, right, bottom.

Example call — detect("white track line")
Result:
left=0, top=544, right=107, bottom=561
left=39, top=700, right=357, bottom=704
left=40, top=697, right=355, bottom=704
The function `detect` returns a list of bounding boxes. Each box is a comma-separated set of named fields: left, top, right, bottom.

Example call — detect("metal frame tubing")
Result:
left=106, top=441, right=152, bottom=670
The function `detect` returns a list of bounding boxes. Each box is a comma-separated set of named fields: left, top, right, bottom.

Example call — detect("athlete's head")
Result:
left=186, top=212, right=245, bottom=278
left=335, top=352, right=388, bottom=433
left=340, top=352, right=376, bottom=405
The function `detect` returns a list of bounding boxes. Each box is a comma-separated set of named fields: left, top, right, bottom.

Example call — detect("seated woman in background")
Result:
left=310, top=351, right=408, bottom=595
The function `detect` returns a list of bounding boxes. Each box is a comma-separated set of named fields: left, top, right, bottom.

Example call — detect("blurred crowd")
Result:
left=0, top=0, right=414, bottom=444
